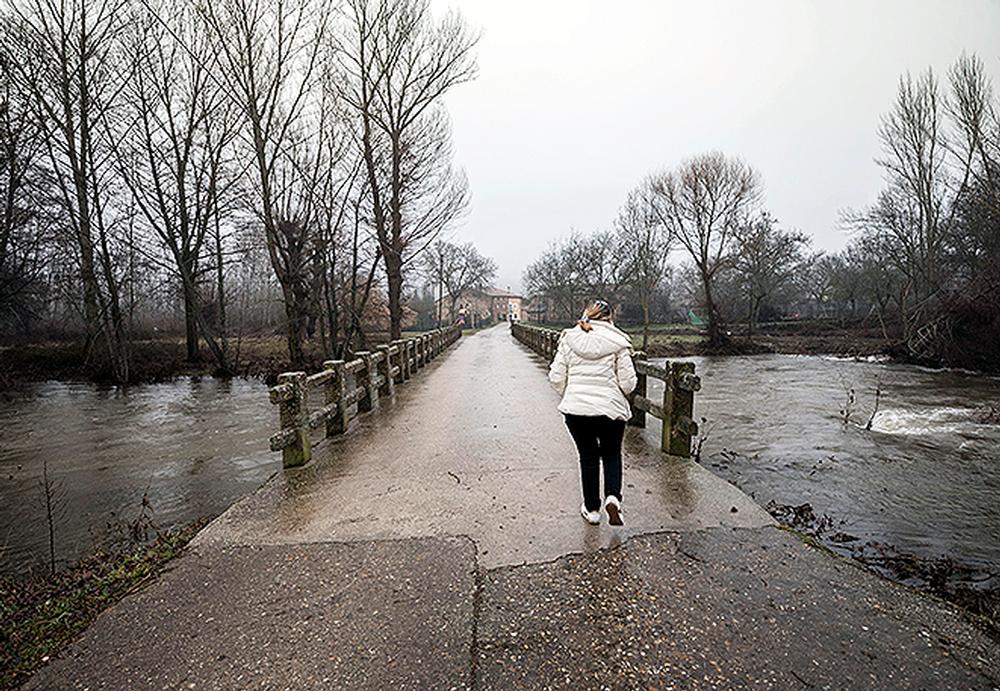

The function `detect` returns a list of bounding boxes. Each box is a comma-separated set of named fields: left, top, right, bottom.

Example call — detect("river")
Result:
left=2, top=356, right=998, bottom=587
left=643, top=354, right=1000, bottom=589
left=0, top=377, right=276, bottom=577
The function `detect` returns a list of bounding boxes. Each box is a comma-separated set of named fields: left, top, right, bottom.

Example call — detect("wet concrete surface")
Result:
left=194, top=323, right=773, bottom=567
left=477, top=527, right=999, bottom=690
left=26, top=325, right=1000, bottom=689
left=27, top=537, right=476, bottom=690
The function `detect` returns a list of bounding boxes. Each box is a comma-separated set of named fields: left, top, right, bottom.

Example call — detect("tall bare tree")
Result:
left=8, top=0, right=134, bottom=380
left=614, top=184, right=670, bottom=349
left=0, top=25, right=54, bottom=325
left=649, top=151, right=761, bottom=347
left=337, top=0, right=477, bottom=339
left=116, top=0, right=238, bottom=368
left=198, top=0, right=333, bottom=365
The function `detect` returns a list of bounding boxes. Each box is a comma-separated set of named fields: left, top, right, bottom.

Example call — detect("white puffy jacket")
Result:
left=548, top=320, right=638, bottom=421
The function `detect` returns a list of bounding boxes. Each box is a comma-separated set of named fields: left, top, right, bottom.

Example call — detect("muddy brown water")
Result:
left=643, top=354, right=1000, bottom=588
left=0, top=378, right=276, bottom=577
left=1, top=355, right=998, bottom=584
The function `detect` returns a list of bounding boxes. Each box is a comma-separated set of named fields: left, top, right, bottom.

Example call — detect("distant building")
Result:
left=435, top=286, right=526, bottom=324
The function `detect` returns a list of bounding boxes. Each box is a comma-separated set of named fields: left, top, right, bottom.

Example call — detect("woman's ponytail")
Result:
left=577, top=300, right=612, bottom=332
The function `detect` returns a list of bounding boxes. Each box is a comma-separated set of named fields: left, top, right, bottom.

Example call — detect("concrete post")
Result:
left=628, top=352, right=647, bottom=428
left=376, top=346, right=395, bottom=398
left=662, top=361, right=699, bottom=457
left=391, top=341, right=405, bottom=384
left=356, top=352, right=377, bottom=413
left=325, top=360, right=349, bottom=436
left=278, top=372, right=311, bottom=468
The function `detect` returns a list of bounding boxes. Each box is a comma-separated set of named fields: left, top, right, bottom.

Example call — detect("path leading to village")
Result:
left=29, top=325, right=999, bottom=689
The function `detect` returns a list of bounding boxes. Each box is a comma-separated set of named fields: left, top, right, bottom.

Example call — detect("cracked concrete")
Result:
left=26, top=324, right=1000, bottom=689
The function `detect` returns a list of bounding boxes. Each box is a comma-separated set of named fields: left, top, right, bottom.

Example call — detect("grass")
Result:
left=0, top=520, right=206, bottom=688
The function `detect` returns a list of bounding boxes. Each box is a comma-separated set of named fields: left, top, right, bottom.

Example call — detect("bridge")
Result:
left=28, top=325, right=999, bottom=689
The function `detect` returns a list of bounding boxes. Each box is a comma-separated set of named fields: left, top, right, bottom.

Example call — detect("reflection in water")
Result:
left=0, top=377, right=277, bottom=576
left=641, top=354, right=1000, bottom=578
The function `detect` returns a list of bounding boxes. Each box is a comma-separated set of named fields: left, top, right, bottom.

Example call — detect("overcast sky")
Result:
left=431, top=0, right=1000, bottom=293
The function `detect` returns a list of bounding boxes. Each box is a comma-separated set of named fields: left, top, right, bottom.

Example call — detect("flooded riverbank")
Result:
left=2, top=354, right=998, bottom=594
left=643, top=354, right=1000, bottom=590
left=0, top=377, right=276, bottom=577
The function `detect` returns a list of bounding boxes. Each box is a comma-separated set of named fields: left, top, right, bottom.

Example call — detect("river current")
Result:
left=1, top=356, right=998, bottom=583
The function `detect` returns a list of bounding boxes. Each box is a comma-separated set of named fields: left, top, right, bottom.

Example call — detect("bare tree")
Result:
left=8, top=0, right=135, bottom=381
left=614, top=184, right=670, bottom=349
left=337, top=0, right=477, bottom=340
left=649, top=151, right=761, bottom=347
left=524, top=231, right=624, bottom=323
left=116, top=0, right=239, bottom=369
left=198, top=0, right=333, bottom=365
left=733, top=211, right=809, bottom=341
left=0, top=26, right=54, bottom=326
left=875, top=68, right=955, bottom=314
left=423, top=239, right=497, bottom=323
left=523, top=234, right=588, bottom=323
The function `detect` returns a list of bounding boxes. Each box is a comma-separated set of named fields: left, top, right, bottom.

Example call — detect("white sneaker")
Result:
left=604, top=495, right=624, bottom=526
left=580, top=503, right=600, bottom=525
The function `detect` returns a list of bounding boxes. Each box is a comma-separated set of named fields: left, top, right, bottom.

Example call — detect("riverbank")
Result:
left=0, top=335, right=350, bottom=390
left=767, top=501, right=1000, bottom=639
left=0, top=327, right=488, bottom=391
left=0, top=520, right=205, bottom=688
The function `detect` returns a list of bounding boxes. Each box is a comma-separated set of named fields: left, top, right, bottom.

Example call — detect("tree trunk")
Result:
left=183, top=277, right=200, bottom=362
left=385, top=250, right=404, bottom=340
left=702, top=273, right=723, bottom=347
left=284, top=291, right=305, bottom=366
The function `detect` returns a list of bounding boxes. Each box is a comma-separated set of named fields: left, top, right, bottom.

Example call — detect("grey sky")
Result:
left=433, top=0, right=1000, bottom=294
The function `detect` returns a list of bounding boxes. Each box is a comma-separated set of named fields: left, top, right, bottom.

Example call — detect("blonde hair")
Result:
left=577, top=300, right=612, bottom=332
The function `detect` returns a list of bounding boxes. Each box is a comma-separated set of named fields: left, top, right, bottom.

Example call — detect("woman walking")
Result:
left=548, top=300, right=637, bottom=525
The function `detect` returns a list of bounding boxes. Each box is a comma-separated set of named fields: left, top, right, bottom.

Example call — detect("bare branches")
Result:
left=336, top=0, right=477, bottom=339
left=649, top=152, right=761, bottom=346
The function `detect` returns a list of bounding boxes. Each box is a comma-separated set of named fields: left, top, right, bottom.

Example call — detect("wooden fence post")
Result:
left=628, top=352, right=647, bottom=428
left=325, top=360, right=349, bottom=436
left=377, top=346, right=395, bottom=397
left=403, top=340, right=412, bottom=380
left=356, top=352, right=378, bottom=413
left=277, top=372, right=311, bottom=468
left=661, top=361, right=699, bottom=457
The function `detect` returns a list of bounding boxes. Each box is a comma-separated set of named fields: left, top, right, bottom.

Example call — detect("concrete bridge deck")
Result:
left=29, top=325, right=1000, bottom=689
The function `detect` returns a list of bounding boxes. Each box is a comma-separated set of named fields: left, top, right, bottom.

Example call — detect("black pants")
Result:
left=564, top=414, right=625, bottom=512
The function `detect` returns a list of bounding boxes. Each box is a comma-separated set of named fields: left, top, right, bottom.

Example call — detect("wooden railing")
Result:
left=268, top=324, right=463, bottom=468
left=510, top=322, right=701, bottom=458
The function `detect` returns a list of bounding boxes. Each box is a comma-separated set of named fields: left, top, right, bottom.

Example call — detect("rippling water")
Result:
left=0, top=378, right=276, bottom=577
left=2, top=357, right=998, bottom=583
left=642, top=355, right=1000, bottom=581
